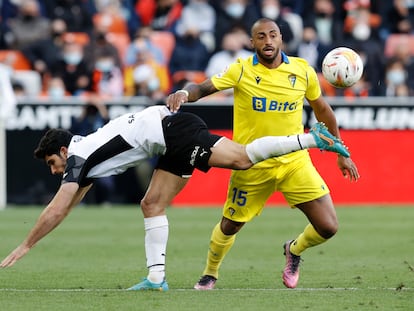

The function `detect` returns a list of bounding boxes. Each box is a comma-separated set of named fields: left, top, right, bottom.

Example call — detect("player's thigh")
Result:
left=222, top=168, right=275, bottom=223
left=280, top=158, right=330, bottom=207
left=141, top=169, right=188, bottom=217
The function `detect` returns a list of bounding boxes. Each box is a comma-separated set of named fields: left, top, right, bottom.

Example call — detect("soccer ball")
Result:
left=322, top=47, right=363, bottom=88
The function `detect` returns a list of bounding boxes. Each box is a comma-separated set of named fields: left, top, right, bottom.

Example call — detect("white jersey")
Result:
left=63, top=105, right=172, bottom=186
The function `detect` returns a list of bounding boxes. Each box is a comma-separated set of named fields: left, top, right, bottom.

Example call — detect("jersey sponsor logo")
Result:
left=252, top=97, right=298, bottom=112
left=255, top=76, right=261, bottom=84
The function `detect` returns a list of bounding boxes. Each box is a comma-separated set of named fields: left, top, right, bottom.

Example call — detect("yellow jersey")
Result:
left=211, top=52, right=321, bottom=167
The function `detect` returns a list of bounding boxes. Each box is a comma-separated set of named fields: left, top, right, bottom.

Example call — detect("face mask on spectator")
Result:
left=262, top=5, right=280, bottom=20
left=148, top=78, right=160, bottom=92
left=352, top=23, right=371, bottom=41
left=48, top=87, right=65, bottom=99
left=405, top=0, right=414, bottom=8
left=225, top=3, right=245, bottom=18
left=387, top=70, right=405, bottom=86
left=63, top=52, right=82, bottom=65
left=95, top=60, right=114, bottom=72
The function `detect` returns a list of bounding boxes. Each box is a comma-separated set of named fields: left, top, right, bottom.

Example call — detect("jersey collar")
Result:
left=252, top=51, right=289, bottom=65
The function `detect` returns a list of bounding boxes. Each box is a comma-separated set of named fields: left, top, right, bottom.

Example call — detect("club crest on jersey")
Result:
left=255, top=76, right=261, bottom=84
left=288, top=74, right=296, bottom=87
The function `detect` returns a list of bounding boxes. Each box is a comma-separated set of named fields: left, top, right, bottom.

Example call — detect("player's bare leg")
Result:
left=283, top=195, right=337, bottom=288
left=128, top=169, right=188, bottom=291
left=194, top=217, right=245, bottom=290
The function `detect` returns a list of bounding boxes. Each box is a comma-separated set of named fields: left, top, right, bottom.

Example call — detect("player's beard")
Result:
left=257, top=47, right=280, bottom=65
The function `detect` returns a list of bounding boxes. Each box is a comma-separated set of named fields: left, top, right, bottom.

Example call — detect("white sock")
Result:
left=245, top=134, right=316, bottom=164
left=144, top=215, right=169, bottom=283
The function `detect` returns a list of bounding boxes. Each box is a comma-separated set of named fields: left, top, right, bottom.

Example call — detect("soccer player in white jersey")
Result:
left=0, top=105, right=349, bottom=291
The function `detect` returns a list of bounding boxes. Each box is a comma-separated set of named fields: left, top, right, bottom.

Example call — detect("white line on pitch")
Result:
left=0, top=287, right=412, bottom=292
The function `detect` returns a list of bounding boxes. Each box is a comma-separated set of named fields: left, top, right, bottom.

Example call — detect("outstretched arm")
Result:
left=166, top=79, right=218, bottom=112
left=308, top=96, right=360, bottom=182
left=0, top=182, right=90, bottom=267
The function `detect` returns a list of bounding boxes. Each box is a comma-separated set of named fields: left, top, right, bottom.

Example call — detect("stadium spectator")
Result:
left=386, top=0, right=414, bottom=34
left=296, top=25, right=332, bottom=72
left=91, top=49, right=124, bottom=99
left=4, top=0, right=50, bottom=49
left=21, top=18, right=68, bottom=80
left=259, top=0, right=295, bottom=52
left=124, top=43, right=170, bottom=99
left=389, top=40, right=414, bottom=93
left=82, top=21, right=123, bottom=73
left=134, top=0, right=183, bottom=31
left=175, top=0, right=216, bottom=52
left=342, top=2, right=386, bottom=96
left=168, top=22, right=210, bottom=84
left=51, top=40, right=93, bottom=95
left=94, top=0, right=140, bottom=39
left=302, top=0, right=344, bottom=47
left=39, top=76, right=71, bottom=100
left=279, top=0, right=306, bottom=15
left=124, top=26, right=165, bottom=66
left=384, top=58, right=411, bottom=96
left=214, top=0, right=260, bottom=53
left=205, top=28, right=251, bottom=78
left=0, top=0, right=19, bottom=48
left=43, top=0, right=94, bottom=34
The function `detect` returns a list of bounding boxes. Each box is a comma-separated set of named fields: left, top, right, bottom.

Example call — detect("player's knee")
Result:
left=319, top=221, right=338, bottom=239
left=140, top=194, right=162, bottom=216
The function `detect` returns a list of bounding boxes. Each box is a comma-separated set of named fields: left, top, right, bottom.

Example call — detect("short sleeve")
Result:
left=305, top=65, right=322, bottom=101
left=211, top=60, right=244, bottom=91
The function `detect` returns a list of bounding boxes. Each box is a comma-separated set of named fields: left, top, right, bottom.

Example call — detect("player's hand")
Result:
left=0, top=244, right=30, bottom=268
left=166, top=90, right=188, bottom=113
left=337, top=156, right=360, bottom=182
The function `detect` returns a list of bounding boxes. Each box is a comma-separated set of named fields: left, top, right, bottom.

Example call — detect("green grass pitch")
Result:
left=0, top=205, right=413, bottom=311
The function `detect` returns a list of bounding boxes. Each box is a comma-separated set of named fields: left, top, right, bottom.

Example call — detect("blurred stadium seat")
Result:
left=149, top=31, right=175, bottom=64
left=93, top=13, right=128, bottom=34
left=0, top=50, right=31, bottom=70
left=63, top=32, right=90, bottom=46
left=106, top=32, right=131, bottom=65
left=172, top=70, right=207, bottom=84
left=384, top=34, right=414, bottom=57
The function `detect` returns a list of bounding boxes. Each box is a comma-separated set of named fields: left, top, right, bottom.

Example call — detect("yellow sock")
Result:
left=202, top=223, right=236, bottom=279
left=290, top=224, right=327, bottom=256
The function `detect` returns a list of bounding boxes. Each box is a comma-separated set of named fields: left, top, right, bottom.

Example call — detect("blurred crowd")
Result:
left=1, top=0, right=413, bottom=204
left=1, top=0, right=414, bottom=102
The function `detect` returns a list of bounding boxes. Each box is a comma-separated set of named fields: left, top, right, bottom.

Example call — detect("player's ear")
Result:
left=60, top=146, right=68, bottom=158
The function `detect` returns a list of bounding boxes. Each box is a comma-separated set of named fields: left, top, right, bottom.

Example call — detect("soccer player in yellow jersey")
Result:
left=166, top=18, right=360, bottom=289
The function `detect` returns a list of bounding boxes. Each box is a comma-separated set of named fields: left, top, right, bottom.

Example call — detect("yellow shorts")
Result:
left=222, top=153, right=330, bottom=222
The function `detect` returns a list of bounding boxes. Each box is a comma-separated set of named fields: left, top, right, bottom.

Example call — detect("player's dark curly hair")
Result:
left=34, top=129, right=73, bottom=160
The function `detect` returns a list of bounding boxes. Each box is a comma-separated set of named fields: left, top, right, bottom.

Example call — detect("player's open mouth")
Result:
left=263, top=47, right=274, bottom=56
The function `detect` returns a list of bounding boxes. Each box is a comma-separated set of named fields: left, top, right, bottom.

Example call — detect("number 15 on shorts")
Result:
left=231, top=187, right=247, bottom=206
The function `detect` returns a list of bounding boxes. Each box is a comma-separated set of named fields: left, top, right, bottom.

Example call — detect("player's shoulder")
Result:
left=285, top=55, right=311, bottom=68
